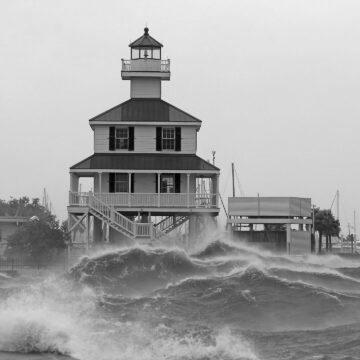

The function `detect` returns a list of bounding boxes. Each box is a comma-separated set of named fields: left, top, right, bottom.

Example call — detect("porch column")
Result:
left=98, top=172, right=102, bottom=194
left=286, top=223, right=291, bottom=255
left=187, top=173, right=190, bottom=208
left=158, top=172, right=161, bottom=207
left=93, top=217, right=103, bottom=243
left=70, top=173, right=79, bottom=192
left=212, top=174, right=219, bottom=207
left=86, top=213, right=90, bottom=251
left=216, top=174, right=219, bottom=207
left=128, top=173, right=131, bottom=206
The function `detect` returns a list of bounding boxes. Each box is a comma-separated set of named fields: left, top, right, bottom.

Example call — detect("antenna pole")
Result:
left=231, top=163, right=235, bottom=197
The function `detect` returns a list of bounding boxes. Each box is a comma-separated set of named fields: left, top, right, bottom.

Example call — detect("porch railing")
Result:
left=69, top=192, right=218, bottom=209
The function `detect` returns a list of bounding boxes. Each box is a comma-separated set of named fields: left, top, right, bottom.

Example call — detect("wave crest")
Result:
left=69, top=246, right=208, bottom=295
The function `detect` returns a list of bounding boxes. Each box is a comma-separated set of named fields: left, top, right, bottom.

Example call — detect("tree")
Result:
left=314, top=208, right=340, bottom=253
left=0, top=196, right=56, bottom=224
left=1, top=196, right=68, bottom=263
left=5, top=218, right=66, bottom=263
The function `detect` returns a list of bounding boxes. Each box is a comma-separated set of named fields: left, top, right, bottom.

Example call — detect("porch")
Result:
left=69, top=191, right=218, bottom=209
left=69, top=153, right=220, bottom=212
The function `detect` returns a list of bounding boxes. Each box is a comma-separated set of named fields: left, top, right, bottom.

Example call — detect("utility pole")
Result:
left=231, top=163, right=235, bottom=197
left=336, top=190, right=340, bottom=221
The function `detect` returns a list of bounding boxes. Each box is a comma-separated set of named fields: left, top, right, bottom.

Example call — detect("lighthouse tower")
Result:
left=68, top=28, right=220, bottom=245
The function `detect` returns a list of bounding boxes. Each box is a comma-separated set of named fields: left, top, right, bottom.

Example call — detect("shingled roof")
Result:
left=89, top=99, right=202, bottom=123
left=71, top=153, right=219, bottom=172
left=129, top=27, right=163, bottom=48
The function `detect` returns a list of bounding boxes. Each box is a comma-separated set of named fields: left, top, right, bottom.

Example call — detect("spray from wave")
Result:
left=1, top=236, right=360, bottom=360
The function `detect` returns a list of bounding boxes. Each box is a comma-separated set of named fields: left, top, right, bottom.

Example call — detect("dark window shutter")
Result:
left=156, top=127, right=162, bottom=151
left=175, top=174, right=181, bottom=193
left=131, top=173, right=135, bottom=193
left=155, top=174, right=159, bottom=193
left=175, top=127, right=181, bottom=151
left=109, top=173, right=115, bottom=193
left=128, top=127, right=134, bottom=151
left=109, top=127, right=115, bottom=151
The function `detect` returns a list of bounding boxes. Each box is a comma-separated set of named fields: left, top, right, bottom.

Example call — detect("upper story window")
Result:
left=115, top=128, right=129, bottom=150
left=109, top=126, right=134, bottom=151
left=162, top=128, right=175, bottom=150
left=156, top=126, right=181, bottom=152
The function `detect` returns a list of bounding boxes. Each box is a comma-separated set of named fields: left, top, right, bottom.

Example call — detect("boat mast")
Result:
left=231, top=162, right=235, bottom=197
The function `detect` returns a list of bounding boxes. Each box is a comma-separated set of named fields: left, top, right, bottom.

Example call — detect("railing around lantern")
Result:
left=121, top=59, right=170, bottom=72
left=69, top=192, right=218, bottom=209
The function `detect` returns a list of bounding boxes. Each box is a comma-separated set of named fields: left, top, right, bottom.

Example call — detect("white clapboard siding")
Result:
left=94, top=125, right=197, bottom=154
left=180, top=126, right=197, bottom=153
left=135, top=126, right=156, bottom=152
left=94, top=126, right=110, bottom=152
left=134, top=173, right=156, bottom=193
left=131, top=78, right=161, bottom=98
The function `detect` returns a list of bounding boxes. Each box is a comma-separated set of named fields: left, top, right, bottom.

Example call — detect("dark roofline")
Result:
left=161, top=99, right=202, bottom=123
left=129, top=27, right=163, bottom=48
left=69, top=153, right=94, bottom=170
left=88, top=98, right=202, bottom=123
left=88, top=99, right=132, bottom=122
left=70, top=153, right=220, bottom=171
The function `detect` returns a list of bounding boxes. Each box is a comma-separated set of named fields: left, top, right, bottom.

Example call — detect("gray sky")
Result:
left=1, top=0, right=359, bottom=232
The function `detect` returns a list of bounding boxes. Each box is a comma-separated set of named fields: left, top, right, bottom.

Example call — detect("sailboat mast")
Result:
left=231, top=163, right=235, bottom=197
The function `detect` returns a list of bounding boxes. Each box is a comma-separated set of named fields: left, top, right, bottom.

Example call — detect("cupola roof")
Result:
left=129, top=27, right=163, bottom=48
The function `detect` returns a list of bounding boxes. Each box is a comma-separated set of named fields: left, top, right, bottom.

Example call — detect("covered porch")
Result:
left=69, top=171, right=219, bottom=210
left=69, top=153, right=220, bottom=211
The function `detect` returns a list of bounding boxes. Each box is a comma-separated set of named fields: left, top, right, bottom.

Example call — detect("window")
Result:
left=152, top=49, right=160, bottom=59
left=115, top=128, right=129, bottom=150
left=114, top=173, right=129, bottom=193
left=161, top=174, right=175, bottom=193
left=162, top=128, right=175, bottom=150
left=140, top=48, right=152, bottom=59
left=131, top=48, right=139, bottom=59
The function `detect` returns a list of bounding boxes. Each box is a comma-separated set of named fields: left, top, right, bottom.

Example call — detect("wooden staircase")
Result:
left=154, top=215, right=189, bottom=235
left=88, top=194, right=153, bottom=240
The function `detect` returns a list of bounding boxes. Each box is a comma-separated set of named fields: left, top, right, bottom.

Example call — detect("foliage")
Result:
left=1, top=196, right=68, bottom=263
left=0, top=196, right=56, bottom=224
left=314, top=208, right=340, bottom=237
left=5, top=219, right=66, bottom=263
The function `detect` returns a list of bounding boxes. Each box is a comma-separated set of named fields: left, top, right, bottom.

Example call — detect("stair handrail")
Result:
left=152, top=224, right=167, bottom=239
left=88, top=194, right=135, bottom=236
left=155, top=216, right=175, bottom=232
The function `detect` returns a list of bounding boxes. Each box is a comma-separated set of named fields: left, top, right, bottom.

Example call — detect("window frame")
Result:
left=115, top=127, right=129, bottom=150
left=162, top=127, right=175, bottom=151
left=160, top=174, right=175, bottom=193
left=114, top=173, right=129, bottom=193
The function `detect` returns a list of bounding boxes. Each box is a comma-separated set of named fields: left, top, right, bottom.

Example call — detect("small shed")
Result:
left=227, top=197, right=313, bottom=254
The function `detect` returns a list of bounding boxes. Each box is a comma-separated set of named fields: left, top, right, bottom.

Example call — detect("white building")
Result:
left=68, top=28, right=220, bottom=244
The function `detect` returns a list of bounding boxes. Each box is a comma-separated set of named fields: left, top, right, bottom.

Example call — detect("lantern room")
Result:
left=121, top=27, right=170, bottom=81
left=130, top=27, right=162, bottom=60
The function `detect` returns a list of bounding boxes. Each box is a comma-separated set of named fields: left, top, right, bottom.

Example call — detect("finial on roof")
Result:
left=144, top=27, right=149, bottom=35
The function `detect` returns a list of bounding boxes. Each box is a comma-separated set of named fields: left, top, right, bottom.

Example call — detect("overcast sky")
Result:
left=1, top=0, right=360, bottom=232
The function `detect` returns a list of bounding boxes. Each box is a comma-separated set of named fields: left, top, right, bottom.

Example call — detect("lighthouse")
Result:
left=68, top=28, right=220, bottom=245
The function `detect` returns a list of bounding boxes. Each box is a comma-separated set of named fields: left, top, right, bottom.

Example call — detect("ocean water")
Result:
left=1, top=238, right=360, bottom=360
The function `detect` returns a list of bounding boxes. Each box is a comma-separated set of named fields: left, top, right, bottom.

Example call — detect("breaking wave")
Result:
left=1, top=238, right=360, bottom=359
